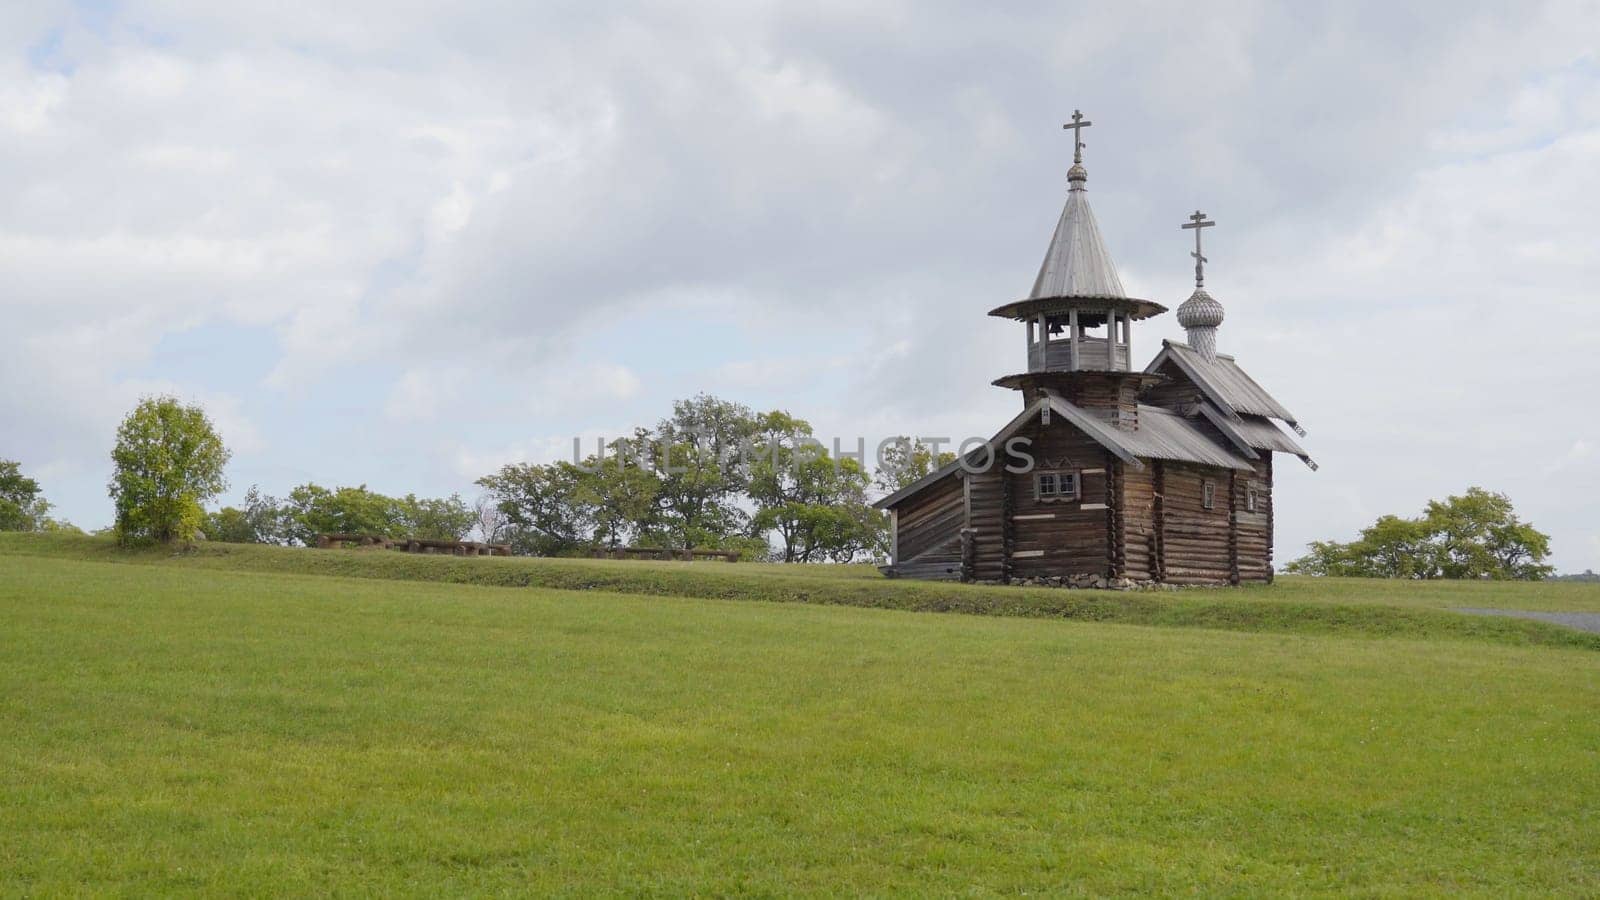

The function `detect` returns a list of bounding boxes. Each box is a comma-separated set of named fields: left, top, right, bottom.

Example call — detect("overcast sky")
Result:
left=4, top=1, right=1599, bottom=571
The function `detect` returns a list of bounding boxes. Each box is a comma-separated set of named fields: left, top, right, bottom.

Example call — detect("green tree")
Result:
left=749, top=411, right=884, bottom=563
left=873, top=438, right=956, bottom=494
left=204, top=506, right=255, bottom=543
left=0, top=460, right=51, bottom=532
left=283, top=484, right=402, bottom=545
left=1424, top=488, right=1553, bottom=580
left=646, top=395, right=758, bottom=549
left=205, top=486, right=290, bottom=544
left=574, top=446, right=660, bottom=550
left=476, top=462, right=593, bottom=556
left=1286, top=487, right=1553, bottom=580
left=108, top=397, right=231, bottom=544
left=398, top=493, right=475, bottom=541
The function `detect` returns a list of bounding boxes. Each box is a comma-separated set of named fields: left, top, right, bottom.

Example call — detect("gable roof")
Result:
left=874, top=394, right=1258, bottom=510
left=1145, top=340, right=1304, bottom=435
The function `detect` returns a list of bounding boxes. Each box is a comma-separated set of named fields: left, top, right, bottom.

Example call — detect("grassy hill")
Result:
left=3, top=534, right=1599, bottom=894
left=5, top=533, right=1600, bottom=647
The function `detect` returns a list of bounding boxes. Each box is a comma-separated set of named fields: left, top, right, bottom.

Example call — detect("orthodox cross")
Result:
left=1181, top=209, right=1215, bottom=287
left=1062, top=110, right=1092, bottom=164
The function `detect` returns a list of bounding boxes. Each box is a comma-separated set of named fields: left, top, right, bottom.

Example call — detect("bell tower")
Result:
left=989, top=112, right=1167, bottom=426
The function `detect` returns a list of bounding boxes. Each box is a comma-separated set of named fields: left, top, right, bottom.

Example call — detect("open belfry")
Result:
left=876, top=112, right=1315, bottom=586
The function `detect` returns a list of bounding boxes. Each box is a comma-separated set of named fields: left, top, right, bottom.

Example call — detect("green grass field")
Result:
left=3, top=534, right=1598, bottom=894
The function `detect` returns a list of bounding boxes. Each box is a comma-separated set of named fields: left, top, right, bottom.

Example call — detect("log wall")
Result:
left=892, top=472, right=965, bottom=580
left=968, top=467, right=1007, bottom=581
left=1119, top=460, right=1157, bottom=581
left=1233, top=454, right=1274, bottom=583
left=1004, top=421, right=1112, bottom=578
left=1156, top=461, right=1236, bottom=585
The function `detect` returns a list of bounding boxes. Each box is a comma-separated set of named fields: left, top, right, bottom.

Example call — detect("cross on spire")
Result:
left=1062, top=110, right=1092, bottom=165
left=1181, top=209, right=1215, bottom=287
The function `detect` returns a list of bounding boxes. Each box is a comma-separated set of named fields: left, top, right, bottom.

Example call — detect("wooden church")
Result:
left=876, top=113, right=1314, bottom=587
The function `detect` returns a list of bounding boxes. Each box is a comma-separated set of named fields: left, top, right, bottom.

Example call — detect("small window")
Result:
left=1202, top=480, right=1216, bottom=510
left=1035, top=470, right=1079, bottom=502
left=1246, top=485, right=1259, bottom=513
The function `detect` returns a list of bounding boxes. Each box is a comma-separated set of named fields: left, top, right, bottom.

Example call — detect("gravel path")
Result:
left=1455, top=608, right=1600, bottom=634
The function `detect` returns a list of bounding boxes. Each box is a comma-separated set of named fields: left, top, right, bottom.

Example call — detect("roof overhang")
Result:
left=1198, top=403, right=1319, bottom=471
left=992, top=371, right=1166, bottom=391
left=988, top=295, right=1168, bottom=322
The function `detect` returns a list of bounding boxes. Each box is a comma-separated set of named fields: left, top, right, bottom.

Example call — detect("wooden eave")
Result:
left=988, top=295, right=1168, bottom=322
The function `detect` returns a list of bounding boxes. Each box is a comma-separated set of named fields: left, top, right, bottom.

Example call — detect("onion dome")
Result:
left=1177, top=287, right=1225, bottom=329
left=1178, top=287, right=1225, bottom=362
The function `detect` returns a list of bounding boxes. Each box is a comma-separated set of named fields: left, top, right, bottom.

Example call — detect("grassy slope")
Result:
left=4, top=532, right=1598, bottom=650
left=2, top=555, right=1598, bottom=895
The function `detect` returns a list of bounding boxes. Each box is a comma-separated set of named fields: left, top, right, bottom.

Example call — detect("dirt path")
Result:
left=1455, top=608, right=1600, bottom=635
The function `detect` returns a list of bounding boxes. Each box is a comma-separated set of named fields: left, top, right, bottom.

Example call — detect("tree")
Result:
left=1423, top=488, right=1553, bottom=580
left=0, top=460, right=51, bottom=532
left=204, top=486, right=291, bottom=544
left=1286, top=488, right=1553, bottom=580
left=203, top=506, right=255, bottom=543
left=749, top=411, right=885, bottom=563
left=471, top=494, right=508, bottom=544
left=397, top=493, right=474, bottom=541
left=873, top=438, right=956, bottom=495
left=284, top=484, right=399, bottom=545
left=109, top=397, right=231, bottom=544
left=573, top=448, right=660, bottom=550
left=646, top=395, right=758, bottom=549
left=476, top=462, right=593, bottom=556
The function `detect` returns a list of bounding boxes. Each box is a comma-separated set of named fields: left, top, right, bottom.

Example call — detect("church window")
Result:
left=1035, top=471, right=1079, bottom=502
left=1202, top=480, right=1216, bottom=510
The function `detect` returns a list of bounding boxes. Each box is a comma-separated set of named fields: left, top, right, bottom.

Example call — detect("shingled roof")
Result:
left=1145, top=340, right=1304, bottom=434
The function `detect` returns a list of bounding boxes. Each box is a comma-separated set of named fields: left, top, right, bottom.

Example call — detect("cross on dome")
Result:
left=1062, top=110, right=1092, bottom=165
left=1181, top=210, right=1215, bottom=288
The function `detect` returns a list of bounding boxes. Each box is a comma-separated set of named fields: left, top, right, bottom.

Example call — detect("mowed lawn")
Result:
left=2, top=556, right=1599, bottom=895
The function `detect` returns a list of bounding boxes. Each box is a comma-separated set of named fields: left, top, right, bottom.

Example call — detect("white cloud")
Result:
left=3, top=0, right=1600, bottom=569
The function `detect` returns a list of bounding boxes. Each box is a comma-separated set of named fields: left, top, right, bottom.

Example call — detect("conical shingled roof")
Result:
left=1029, top=166, right=1127, bottom=300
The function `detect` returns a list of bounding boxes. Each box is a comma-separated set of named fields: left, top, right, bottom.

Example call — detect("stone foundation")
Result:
left=974, top=574, right=1189, bottom=591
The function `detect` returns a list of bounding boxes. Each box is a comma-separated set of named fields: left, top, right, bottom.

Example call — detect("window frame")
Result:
left=1202, top=479, right=1216, bottom=510
left=1245, top=483, right=1259, bottom=513
left=1034, top=469, right=1080, bottom=503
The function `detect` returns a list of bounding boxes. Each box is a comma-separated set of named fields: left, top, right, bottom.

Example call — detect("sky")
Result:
left=3, top=0, right=1599, bottom=571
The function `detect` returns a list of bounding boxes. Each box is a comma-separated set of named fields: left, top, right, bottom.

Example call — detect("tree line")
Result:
left=2, top=394, right=951, bottom=563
